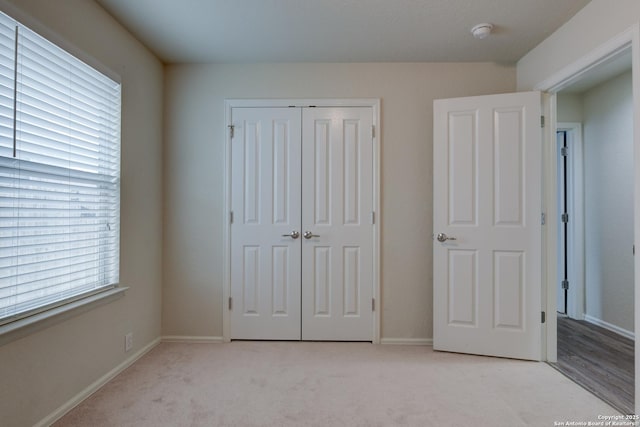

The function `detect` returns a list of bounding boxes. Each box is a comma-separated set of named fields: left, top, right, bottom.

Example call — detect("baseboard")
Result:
left=380, top=337, right=433, bottom=346
left=584, top=315, right=635, bottom=340
left=164, top=336, right=429, bottom=345
left=35, top=337, right=161, bottom=427
left=161, top=335, right=224, bottom=343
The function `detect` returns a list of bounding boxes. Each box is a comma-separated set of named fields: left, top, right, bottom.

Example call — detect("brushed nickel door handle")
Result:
left=436, top=233, right=456, bottom=242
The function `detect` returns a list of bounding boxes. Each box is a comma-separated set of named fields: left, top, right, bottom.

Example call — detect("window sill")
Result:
left=0, top=287, right=128, bottom=347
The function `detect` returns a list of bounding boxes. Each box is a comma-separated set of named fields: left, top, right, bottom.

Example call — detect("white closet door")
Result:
left=230, top=107, right=302, bottom=340
left=301, top=107, right=374, bottom=341
left=433, top=92, right=542, bottom=360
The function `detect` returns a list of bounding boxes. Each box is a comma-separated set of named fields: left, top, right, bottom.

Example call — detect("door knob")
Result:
left=282, top=230, right=300, bottom=239
left=303, top=231, right=320, bottom=239
left=436, top=233, right=456, bottom=243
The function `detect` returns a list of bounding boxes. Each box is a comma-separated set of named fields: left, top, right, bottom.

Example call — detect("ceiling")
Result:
left=95, top=0, right=591, bottom=64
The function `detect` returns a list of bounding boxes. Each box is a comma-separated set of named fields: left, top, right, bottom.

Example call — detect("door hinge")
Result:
left=228, top=297, right=233, bottom=310
left=561, top=212, right=569, bottom=223
left=371, top=211, right=375, bottom=225
left=372, top=298, right=375, bottom=311
left=541, top=212, right=546, bottom=225
left=228, top=125, right=235, bottom=139
left=561, top=280, right=569, bottom=290
left=541, top=115, right=545, bottom=128
left=230, top=211, right=234, bottom=224
left=372, top=125, right=375, bottom=138
left=561, top=146, right=568, bottom=157
left=541, top=311, right=546, bottom=324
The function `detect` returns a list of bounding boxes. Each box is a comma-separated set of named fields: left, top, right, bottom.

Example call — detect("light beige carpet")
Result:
left=54, top=342, right=620, bottom=427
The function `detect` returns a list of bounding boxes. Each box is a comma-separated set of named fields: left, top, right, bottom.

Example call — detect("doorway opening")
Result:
left=552, top=47, right=635, bottom=414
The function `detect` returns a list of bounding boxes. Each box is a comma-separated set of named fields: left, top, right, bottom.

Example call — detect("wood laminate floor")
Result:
left=551, top=315, right=634, bottom=414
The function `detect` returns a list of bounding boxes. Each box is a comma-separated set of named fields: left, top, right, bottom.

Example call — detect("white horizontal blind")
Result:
left=0, top=12, right=14, bottom=158
left=0, top=11, right=121, bottom=324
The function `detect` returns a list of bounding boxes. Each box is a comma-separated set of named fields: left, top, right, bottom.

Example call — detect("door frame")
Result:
left=222, top=98, right=381, bottom=343
left=556, top=123, right=585, bottom=321
left=533, top=23, right=639, bottom=385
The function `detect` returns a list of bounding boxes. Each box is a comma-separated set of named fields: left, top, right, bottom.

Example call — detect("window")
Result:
left=0, top=11, right=121, bottom=325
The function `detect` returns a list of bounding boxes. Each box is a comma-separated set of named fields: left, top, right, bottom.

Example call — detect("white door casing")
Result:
left=228, top=102, right=378, bottom=341
left=230, top=107, right=302, bottom=340
left=433, top=91, right=542, bottom=361
left=556, top=123, right=585, bottom=321
left=556, top=131, right=567, bottom=315
left=301, top=107, right=374, bottom=341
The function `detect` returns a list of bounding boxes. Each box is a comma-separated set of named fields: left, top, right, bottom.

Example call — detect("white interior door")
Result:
left=230, top=107, right=302, bottom=340
left=230, top=105, right=375, bottom=341
left=433, top=92, right=542, bottom=360
left=301, top=107, right=374, bottom=341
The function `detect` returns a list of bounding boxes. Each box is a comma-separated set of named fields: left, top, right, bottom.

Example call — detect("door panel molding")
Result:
left=223, top=98, right=381, bottom=343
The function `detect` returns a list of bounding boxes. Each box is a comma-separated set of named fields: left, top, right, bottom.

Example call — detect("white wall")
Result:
left=162, top=62, right=516, bottom=340
left=517, top=0, right=640, bottom=91
left=557, top=94, right=583, bottom=123
left=582, top=71, right=634, bottom=333
left=0, top=1, right=164, bottom=426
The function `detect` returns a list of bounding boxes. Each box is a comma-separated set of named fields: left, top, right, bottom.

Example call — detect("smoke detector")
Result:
left=471, top=23, right=493, bottom=39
